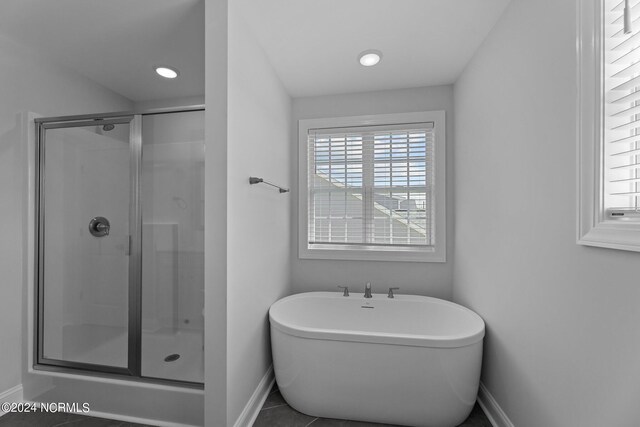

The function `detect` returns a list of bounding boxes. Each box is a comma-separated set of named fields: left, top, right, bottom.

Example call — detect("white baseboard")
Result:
left=477, top=382, right=515, bottom=427
left=21, top=401, right=198, bottom=427
left=233, top=366, right=275, bottom=427
left=0, top=385, right=24, bottom=417
left=1, top=383, right=196, bottom=426
left=62, top=408, right=200, bottom=427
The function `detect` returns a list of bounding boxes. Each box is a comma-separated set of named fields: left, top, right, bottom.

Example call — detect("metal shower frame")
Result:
left=33, top=105, right=204, bottom=388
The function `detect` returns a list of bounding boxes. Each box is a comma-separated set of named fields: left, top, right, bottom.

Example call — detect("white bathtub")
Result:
left=269, top=291, right=485, bottom=427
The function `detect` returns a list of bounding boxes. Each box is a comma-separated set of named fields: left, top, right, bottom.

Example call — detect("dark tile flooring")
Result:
left=0, top=385, right=492, bottom=426
left=253, top=384, right=493, bottom=427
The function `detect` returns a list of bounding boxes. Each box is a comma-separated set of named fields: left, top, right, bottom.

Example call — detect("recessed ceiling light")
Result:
left=155, top=66, right=179, bottom=79
left=358, top=50, right=382, bottom=67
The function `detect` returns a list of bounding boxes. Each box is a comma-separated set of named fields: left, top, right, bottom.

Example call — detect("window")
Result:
left=298, top=112, right=446, bottom=262
left=578, top=0, right=640, bottom=251
left=604, top=0, right=640, bottom=218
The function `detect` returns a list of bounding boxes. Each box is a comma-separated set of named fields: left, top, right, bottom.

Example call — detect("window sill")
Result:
left=299, top=245, right=446, bottom=262
left=578, top=223, right=640, bottom=253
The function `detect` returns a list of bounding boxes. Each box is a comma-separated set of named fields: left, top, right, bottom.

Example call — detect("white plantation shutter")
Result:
left=307, top=122, right=435, bottom=248
left=605, top=0, right=640, bottom=218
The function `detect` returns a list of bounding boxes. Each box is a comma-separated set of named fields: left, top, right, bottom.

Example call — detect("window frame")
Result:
left=298, top=111, right=446, bottom=262
left=578, top=0, right=640, bottom=251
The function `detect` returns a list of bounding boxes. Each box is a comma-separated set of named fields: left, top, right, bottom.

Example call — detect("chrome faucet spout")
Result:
left=364, top=282, right=372, bottom=298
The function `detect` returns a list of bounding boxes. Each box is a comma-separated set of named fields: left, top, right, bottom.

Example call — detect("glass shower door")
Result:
left=37, top=116, right=139, bottom=374
left=140, top=110, right=204, bottom=383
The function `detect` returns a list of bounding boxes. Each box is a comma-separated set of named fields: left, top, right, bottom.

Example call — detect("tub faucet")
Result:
left=364, top=282, right=372, bottom=298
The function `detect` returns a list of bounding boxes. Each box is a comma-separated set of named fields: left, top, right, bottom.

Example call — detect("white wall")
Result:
left=0, top=32, right=133, bottom=400
left=226, top=4, right=292, bottom=425
left=291, top=86, right=454, bottom=298
left=454, top=0, right=640, bottom=426
left=204, top=0, right=228, bottom=424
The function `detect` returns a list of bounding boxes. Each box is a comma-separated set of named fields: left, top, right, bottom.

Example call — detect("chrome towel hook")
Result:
left=249, top=176, right=289, bottom=193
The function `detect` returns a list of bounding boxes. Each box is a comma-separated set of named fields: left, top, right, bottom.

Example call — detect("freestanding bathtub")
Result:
left=269, top=291, right=485, bottom=427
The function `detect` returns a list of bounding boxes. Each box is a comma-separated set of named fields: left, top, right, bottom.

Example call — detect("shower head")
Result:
left=102, top=124, right=115, bottom=131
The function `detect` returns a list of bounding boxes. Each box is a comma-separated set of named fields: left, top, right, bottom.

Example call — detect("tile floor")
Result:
left=0, top=385, right=492, bottom=426
left=253, top=384, right=493, bottom=427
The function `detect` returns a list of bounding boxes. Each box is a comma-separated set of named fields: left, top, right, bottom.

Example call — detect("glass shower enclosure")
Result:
left=34, top=107, right=204, bottom=385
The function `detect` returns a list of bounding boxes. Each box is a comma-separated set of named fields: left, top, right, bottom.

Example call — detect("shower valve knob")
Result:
left=89, top=216, right=110, bottom=237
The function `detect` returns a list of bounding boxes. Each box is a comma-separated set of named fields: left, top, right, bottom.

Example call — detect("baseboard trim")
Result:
left=0, top=385, right=24, bottom=417
left=477, top=382, right=515, bottom=427
left=1, top=383, right=195, bottom=426
left=21, top=401, right=198, bottom=427
left=233, top=365, right=275, bottom=427
left=63, top=408, right=199, bottom=427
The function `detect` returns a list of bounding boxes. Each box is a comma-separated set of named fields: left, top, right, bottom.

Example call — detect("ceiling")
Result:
left=0, top=0, right=204, bottom=102
left=238, top=0, right=511, bottom=98
left=0, top=1, right=509, bottom=101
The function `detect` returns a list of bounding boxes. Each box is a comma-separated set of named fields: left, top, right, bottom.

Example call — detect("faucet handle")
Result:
left=338, top=286, right=349, bottom=297
left=364, top=282, right=372, bottom=298
left=387, top=287, right=400, bottom=298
